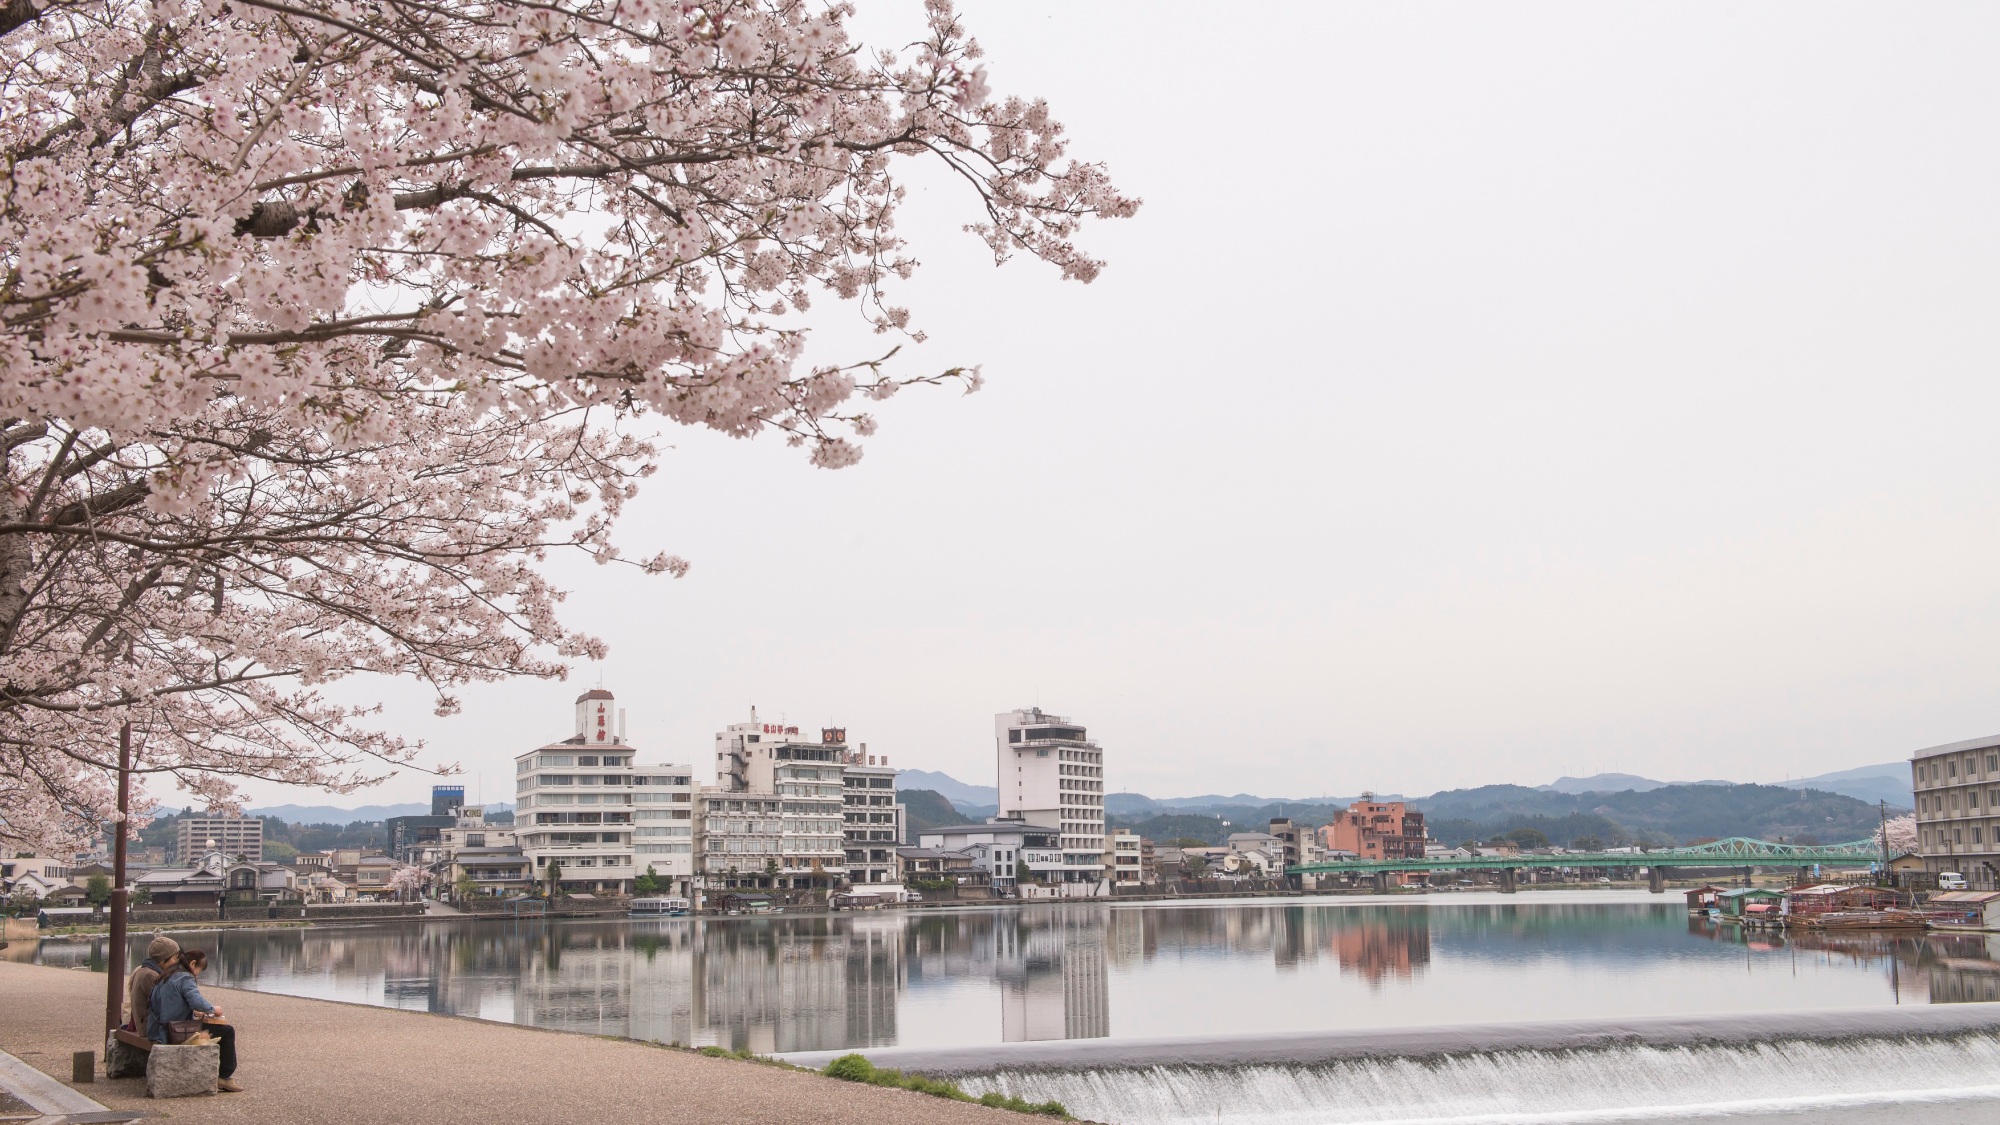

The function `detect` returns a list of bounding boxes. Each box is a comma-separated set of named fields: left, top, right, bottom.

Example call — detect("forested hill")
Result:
left=898, top=789, right=964, bottom=844
left=1414, top=783, right=1891, bottom=848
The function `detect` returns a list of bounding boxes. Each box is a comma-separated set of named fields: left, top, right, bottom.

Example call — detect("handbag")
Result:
left=164, top=1019, right=205, bottom=1045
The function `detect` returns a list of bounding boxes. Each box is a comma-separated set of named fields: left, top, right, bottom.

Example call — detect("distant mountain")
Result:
left=895, top=770, right=998, bottom=808
left=1416, top=782, right=1890, bottom=848
left=1534, top=762, right=1916, bottom=809
left=246, top=801, right=514, bottom=824
left=1776, top=762, right=1912, bottom=809
left=247, top=803, right=428, bottom=823
left=1538, top=773, right=1731, bottom=794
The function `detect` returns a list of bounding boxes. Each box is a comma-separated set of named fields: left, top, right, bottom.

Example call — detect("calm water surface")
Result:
left=29, top=890, right=1996, bottom=1055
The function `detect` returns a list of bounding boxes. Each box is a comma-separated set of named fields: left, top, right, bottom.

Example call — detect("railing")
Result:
left=1290, top=837, right=1883, bottom=875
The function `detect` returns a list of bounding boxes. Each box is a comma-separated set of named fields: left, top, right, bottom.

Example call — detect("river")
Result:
left=26, top=890, right=2000, bottom=1122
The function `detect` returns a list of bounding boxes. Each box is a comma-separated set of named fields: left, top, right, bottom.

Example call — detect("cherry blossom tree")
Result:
left=1878, top=813, right=1916, bottom=857
left=389, top=863, right=426, bottom=901
left=0, top=0, right=1137, bottom=850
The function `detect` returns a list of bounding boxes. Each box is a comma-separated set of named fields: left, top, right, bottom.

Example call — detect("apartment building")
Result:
left=1913, top=735, right=2000, bottom=884
left=173, top=816, right=263, bottom=863
left=514, top=689, right=695, bottom=896
left=841, top=748, right=905, bottom=886
left=1318, top=798, right=1427, bottom=862
left=699, top=711, right=849, bottom=892
left=995, top=707, right=1107, bottom=885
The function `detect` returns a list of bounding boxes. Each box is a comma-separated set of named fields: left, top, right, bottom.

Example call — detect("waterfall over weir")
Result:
left=957, top=1035, right=2000, bottom=1124
left=782, top=1006, right=2000, bottom=1125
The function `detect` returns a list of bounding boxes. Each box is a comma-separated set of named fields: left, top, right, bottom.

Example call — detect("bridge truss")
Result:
left=1288, top=836, right=1882, bottom=876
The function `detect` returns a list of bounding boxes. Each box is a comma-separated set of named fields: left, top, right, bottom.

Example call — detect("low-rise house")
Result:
left=1683, top=884, right=1731, bottom=911
left=306, top=873, right=352, bottom=903
left=894, top=846, right=988, bottom=886
left=916, top=822, right=1065, bottom=889
left=1225, top=831, right=1281, bottom=855
left=1784, top=884, right=1899, bottom=917
left=4, top=870, right=66, bottom=902
left=68, top=862, right=116, bottom=889
left=1718, top=887, right=1785, bottom=919
left=135, top=854, right=228, bottom=906
left=346, top=855, right=397, bottom=900
left=1929, top=890, right=2000, bottom=929
left=450, top=847, right=534, bottom=898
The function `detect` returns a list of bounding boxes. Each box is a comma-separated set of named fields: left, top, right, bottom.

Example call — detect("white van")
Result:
left=1939, top=872, right=1968, bottom=891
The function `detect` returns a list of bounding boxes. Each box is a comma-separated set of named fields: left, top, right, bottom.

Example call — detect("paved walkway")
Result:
left=0, top=962, right=1028, bottom=1124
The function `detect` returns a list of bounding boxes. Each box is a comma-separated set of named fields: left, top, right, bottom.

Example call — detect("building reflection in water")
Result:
left=51, top=898, right=2000, bottom=1054
left=1685, top=914, right=2000, bottom=1005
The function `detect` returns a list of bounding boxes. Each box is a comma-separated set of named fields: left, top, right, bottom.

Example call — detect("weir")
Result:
left=782, top=1006, right=2000, bottom=1125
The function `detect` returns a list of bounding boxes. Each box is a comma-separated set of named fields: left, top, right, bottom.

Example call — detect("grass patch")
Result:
left=823, top=1053, right=1068, bottom=1118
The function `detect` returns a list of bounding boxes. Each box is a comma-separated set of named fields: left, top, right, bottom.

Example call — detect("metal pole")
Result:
left=1878, top=799, right=1891, bottom=877
left=104, top=722, right=131, bottom=1033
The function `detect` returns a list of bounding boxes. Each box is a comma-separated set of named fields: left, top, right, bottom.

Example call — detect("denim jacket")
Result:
left=146, top=969, right=214, bottom=1043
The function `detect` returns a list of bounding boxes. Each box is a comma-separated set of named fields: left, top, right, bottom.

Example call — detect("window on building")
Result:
left=579, top=756, right=598, bottom=767
left=1976, top=827, right=1986, bottom=845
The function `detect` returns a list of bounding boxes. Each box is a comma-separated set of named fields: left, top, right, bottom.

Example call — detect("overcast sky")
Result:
left=231, top=1, right=2000, bottom=810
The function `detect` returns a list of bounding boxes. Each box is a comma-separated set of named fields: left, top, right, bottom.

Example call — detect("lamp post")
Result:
left=102, top=723, right=131, bottom=1034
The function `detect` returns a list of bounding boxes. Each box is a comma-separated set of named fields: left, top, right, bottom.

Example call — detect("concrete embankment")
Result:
left=779, top=1004, right=2000, bottom=1076
left=0, top=961, right=1027, bottom=1125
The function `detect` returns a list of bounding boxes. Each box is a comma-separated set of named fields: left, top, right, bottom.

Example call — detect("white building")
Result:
left=699, top=711, right=849, bottom=893
left=1111, top=829, right=1143, bottom=887
left=514, top=689, right=695, bottom=896
left=841, top=746, right=905, bottom=886
left=173, top=816, right=263, bottom=863
left=995, top=707, right=1107, bottom=886
left=1913, top=734, right=2000, bottom=883
left=917, top=821, right=1066, bottom=890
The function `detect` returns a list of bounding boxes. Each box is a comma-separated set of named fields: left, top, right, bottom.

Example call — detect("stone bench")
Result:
left=104, top=1029, right=152, bottom=1079
left=144, top=1041, right=218, bottom=1098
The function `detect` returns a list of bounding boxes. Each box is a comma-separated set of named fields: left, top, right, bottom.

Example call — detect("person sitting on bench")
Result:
left=147, top=948, right=242, bottom=1093
left=125, top=934, right=179, bottom=1034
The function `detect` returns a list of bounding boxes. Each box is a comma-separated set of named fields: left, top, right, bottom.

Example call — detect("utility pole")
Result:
left=103, top=723, right=131, bottom=1033
left=1878, top=799, right=1892, bottom=882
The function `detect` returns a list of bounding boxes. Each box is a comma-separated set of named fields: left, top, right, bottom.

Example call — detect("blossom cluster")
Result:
left=0, top=0, right=1136, bottom=478
left=0, top=0, right=1132, bottom=849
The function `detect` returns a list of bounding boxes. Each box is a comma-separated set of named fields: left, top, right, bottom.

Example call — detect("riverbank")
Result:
left=0, top=961, right=1036, bottom=1125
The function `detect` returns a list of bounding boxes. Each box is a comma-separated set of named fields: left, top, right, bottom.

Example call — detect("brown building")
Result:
left=1317, top=799, right=1426, bottom=861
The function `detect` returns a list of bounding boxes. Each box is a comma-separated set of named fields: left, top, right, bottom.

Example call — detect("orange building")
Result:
left=1318, top=799, right=1427, bottom=861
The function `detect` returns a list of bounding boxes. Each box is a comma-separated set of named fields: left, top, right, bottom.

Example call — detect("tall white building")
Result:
left=699, top=710, right=849, bottom=893
left=514, top=689, right=695, bottom=896
left=995, top=707, right=1107, bottom=885
left=841, top=745, right=904, bottom=886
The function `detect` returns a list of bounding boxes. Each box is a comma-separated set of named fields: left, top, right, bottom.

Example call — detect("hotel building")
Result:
left=699, top=711, right=849, bottom=892
left=514, top=689, right=695, bottom=896
left=995, top=707, right=1107, bottom=885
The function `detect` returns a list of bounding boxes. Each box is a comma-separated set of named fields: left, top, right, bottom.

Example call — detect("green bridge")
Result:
left=1288, top=836, right=1883, bottom=890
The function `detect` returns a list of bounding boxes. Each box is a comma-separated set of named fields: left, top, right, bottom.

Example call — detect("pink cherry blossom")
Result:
left=0, top=0, right=1135, bottom=851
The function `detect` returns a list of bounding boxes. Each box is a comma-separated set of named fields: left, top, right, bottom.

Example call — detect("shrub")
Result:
left=821, top=1053, right=1067, bottom=1118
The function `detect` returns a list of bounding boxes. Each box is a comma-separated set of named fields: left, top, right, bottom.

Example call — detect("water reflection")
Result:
left=1683, top=913, right=2000, bottom=1006
left=26, top=894, right=2000, bottom=1053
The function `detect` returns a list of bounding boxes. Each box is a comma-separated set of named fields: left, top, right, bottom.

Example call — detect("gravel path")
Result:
left=0, top=960, right=1031, bottom=1124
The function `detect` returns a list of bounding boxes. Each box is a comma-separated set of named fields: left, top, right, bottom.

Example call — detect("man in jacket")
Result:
left=124, top=934, right=179, bottom=1033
